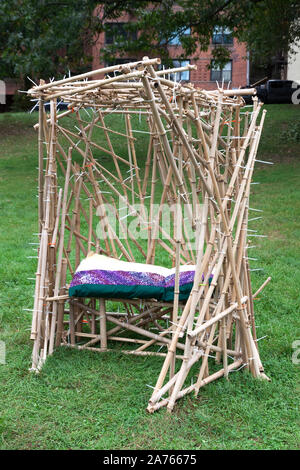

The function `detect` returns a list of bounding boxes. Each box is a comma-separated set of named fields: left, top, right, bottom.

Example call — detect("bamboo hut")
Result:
left=27, top=57, right=270, bottom=412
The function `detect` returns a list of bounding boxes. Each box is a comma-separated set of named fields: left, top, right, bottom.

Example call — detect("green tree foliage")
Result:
left=0, top=0, right=299, bottom=82
left=238, top=1, right=300, bottom=62
left=0, top=0, right=99, bottom=80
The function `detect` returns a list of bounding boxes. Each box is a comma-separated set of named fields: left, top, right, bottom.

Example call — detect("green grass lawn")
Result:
left=0, top=105, right=300, bottom=450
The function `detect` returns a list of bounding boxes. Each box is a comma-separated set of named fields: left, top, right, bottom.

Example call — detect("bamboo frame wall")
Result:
left=27, top=57, right=270, bottom=412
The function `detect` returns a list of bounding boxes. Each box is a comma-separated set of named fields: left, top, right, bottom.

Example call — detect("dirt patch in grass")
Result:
left=267, top=230, right=286, bottom=241
left=0, top=121, right=35, bottom=139
left=263, top=149, right=299, bottom=164
left=0, top=112, right=37, bottom=141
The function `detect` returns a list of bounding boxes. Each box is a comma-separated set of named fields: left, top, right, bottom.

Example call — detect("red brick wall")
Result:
left=3, top=79, right=21, bottom=96
left=189, top=40, right=248, bottom=89
left=164, top=38, right=248, bottom=89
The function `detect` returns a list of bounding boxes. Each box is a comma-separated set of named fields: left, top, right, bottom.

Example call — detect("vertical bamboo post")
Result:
left=48, top=149, right=72, bottom=354
left=69, top=301, right=76, bottom=345
left=38, top=93, right=45, bottom=231
left=55, top=258, right=67, bottom=347
left=169, top=198, right=182, bottom=390
left=221, top=316, right=228, bottom=379
left=99, top=298, right=107, bottom=351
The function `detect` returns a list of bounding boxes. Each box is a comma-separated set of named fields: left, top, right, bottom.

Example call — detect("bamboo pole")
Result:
left=169, top=199, right=182, bottom=389
left=99, top=298, right=107, bottom=351
left=29, top=58, right=162, bottom=94
left=48, top=149, right=72, bottom=354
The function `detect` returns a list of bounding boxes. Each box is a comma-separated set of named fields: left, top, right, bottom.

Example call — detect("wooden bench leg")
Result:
left=99, top=298, right=107, bottom=350
left=69, top=302, right=76, bottom=345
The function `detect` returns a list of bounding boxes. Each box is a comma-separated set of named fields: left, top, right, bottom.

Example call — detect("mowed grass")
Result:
left=0, top=104, right=300, bottom=450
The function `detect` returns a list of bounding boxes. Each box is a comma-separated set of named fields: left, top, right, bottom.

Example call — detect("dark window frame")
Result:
left=160, top=60, right=191, bottom=82
left=105, top=22, right=137, bottom=45
left=169, top=27, right=191, bottom=46
left=104, top=58, right=137, bottom=78
left=212, top=26, right=233, bottom=45
left=210, top=60, right=232, bottom=82
left=106, top=58, right=136, bottom=66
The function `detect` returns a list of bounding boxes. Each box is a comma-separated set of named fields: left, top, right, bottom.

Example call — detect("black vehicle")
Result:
left=44, top=100, right=69, bottom=111
left=32, top=100, right=70, bottom=111
left=256, top=80, right=299, bottom=104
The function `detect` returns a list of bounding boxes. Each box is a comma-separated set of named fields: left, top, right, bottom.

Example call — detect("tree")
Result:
left=237, top=1, right=300, bottom=80
left=0, top=0, right=299, bottom=83
left=0, top=0, right=99, bottom=80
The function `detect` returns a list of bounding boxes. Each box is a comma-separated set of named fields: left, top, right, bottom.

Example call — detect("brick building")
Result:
left=92, top=14, right=249, bottom=89
left=1, top=10, right=249, bottom=111
left=0, top=78, right=21, bottom=111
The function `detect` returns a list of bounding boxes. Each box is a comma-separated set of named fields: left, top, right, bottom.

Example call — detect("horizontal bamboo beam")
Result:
left=28, top=58, right=162, bottom=93
left=64, top=344, right=184, bottom=360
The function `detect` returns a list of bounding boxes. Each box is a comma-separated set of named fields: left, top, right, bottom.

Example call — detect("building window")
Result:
left=212, top=27, right=233, bottom=45
left=105, top=23, right=137, bottom=45
left=105, top=58, right=137, bottom=77
left=106, top=58, right=136, bottom=66
left=210, top=61, right=232, bottom=82
left=160, top=60, right=190, bottom=81
left=169, top=27, right=191, bottom=46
